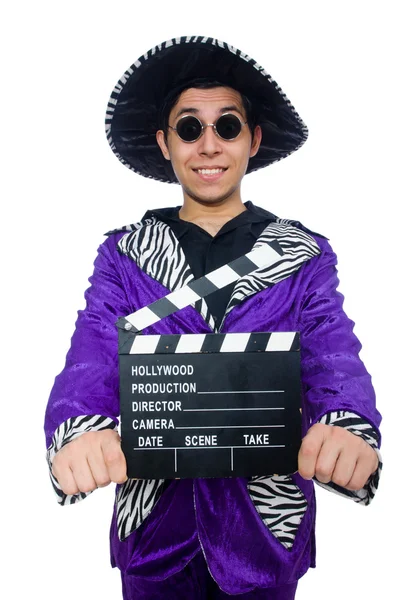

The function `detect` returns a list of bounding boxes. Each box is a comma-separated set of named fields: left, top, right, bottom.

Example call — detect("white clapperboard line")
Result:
left=117, top=241, right=299, bottom=474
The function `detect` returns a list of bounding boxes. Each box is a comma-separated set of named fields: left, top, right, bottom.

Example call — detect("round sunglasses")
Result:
left=168, top=113, right=248, bottom=143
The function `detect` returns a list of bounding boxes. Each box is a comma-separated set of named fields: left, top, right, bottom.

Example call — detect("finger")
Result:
left=101, top=437, right=128, bottom=484
left=329, top=448, right=356, bottom=488
left=314, top=437, right=342, bottom=484
left=298, top=425, right=325, bottom=480
left=344, top=455, right=375, bottom=491
left=55, top=464, right=80, bottom=496
left=87, top=450, right=111, bottom=489
left=71, top=457, right=97, bottom=494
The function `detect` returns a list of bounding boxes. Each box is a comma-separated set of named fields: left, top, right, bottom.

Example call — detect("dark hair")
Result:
left=158, top=79, right=258, bottom=143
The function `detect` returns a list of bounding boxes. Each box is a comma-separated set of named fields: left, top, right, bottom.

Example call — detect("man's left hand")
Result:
left=298, top=423, right=379, bottom=490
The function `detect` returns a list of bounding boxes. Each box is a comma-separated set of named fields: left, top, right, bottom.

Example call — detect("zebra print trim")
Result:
left=47, top=415, right=166, bottom=540
left=246, top=410, right=382, bottom=549
left=247, top=475, right=307, bottom=550
left=117, top=219, right=216, bottom=331
left=116, top=478, right=165, bottom=542
left=221, top=220, right=321, bottom=326
left=314, top=411, right=382, bottom=505
left=118, top=219, right=192, bottom=291
left=319, top=410, right=379, bottom=448
left=46, top=415, right=117, bottom=505
left=113, top=216, right=320, bottom=333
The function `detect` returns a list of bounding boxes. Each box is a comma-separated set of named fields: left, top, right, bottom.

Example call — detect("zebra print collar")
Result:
left=110, top=213, right=322, bottom=332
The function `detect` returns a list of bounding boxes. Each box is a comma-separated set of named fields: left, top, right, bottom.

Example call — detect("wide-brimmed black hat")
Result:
left=105, top=36, right=308, bottom=184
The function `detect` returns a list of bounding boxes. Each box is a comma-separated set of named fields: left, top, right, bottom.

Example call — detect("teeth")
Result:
left=197, top=168, right=225, bottom=175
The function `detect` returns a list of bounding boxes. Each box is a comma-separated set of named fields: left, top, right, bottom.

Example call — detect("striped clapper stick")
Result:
left=116, top=241, right=283, bottom=333
left=117, top=243, right=302, bottom=479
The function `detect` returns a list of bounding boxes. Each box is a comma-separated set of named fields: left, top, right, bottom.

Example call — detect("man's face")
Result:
left=156, top=86, right=262, bottom=207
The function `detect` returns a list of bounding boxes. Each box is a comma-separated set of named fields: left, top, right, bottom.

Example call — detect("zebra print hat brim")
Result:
left=105, top=36, right=309, bottom=184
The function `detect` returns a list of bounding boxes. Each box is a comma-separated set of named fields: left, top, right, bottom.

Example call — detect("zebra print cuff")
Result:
left=46, top=415, right=118, bottom=506
left=315, top=411, right=383, bottom=505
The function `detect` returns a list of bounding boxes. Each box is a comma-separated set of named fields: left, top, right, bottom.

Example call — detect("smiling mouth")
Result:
left=192, top=168, right=228, bottom=182
left=194, top=168, right=227, bottom=175
left=193, top=167, right=226, bottom=175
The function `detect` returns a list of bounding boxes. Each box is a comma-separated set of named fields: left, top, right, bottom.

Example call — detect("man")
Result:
left=45, top=37, right=382, bottom=599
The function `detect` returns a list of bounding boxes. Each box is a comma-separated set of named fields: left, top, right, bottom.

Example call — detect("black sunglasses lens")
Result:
left=216, top=114, right=242, bottom=140
left=176, top=116, right=202, bottom=142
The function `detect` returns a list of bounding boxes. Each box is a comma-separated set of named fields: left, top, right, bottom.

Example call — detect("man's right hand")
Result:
left=52, top=429, right=128, bottom=495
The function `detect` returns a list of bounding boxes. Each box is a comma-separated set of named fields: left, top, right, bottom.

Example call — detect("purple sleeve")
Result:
left=298, top=237, right=382, bottom=502
left=44, top=236, right=131, bottom=447
left=298, top=237, right=382, bottom=436
left=44, top=236, right=132, bottom=504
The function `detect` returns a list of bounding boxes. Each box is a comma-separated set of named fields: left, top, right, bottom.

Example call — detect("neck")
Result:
left=179, top=197, right=247, bottom=237
left=179, top=194, right=246, bottom=224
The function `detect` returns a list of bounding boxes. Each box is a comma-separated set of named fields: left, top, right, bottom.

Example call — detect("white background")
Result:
left=2, top=1, right=396, bottom=598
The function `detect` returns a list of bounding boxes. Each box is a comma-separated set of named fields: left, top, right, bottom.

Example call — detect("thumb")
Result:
left=101, top=432, right=128, bottom=484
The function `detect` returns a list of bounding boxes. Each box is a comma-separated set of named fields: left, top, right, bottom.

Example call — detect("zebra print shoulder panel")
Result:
left=224, top=221, right=321, bottom=320
left=118, top=219, right=192, bottom=291
left=247, top=475, right=307, bottom=550
left=117, top=218, right=216, bottom=331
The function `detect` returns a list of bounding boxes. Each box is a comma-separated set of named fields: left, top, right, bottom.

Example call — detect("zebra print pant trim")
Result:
left=46, top=414, right=118, bottom=505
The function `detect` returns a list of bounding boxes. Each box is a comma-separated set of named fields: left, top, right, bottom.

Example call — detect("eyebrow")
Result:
left=174, top=105, right=245, bottom=120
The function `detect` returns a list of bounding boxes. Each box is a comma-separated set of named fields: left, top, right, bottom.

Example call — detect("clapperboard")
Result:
left=117, top=243, right=302, bottom=479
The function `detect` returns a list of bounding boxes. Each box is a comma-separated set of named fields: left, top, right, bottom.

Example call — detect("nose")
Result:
left=198, top=124, right=222, bottom=156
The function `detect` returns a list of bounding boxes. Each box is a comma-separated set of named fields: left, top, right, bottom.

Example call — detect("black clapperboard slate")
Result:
left=119, top=331, right=301, bottom=479
left=116, top=242, right=302, bottom=479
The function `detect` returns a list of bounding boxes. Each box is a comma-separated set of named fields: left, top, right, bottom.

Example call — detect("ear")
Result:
left=156, top=130, right=171, bottom=161
left=249, top=125, right=262, bottom=158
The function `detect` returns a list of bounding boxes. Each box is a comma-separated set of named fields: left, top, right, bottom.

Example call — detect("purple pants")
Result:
left=120, top=550, right=298, bottom=599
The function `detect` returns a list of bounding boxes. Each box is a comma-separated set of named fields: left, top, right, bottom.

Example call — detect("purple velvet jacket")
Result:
left=44, top=212, right=382, bottom=594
